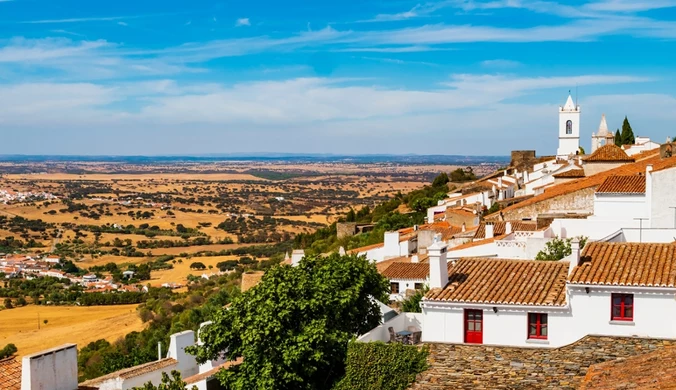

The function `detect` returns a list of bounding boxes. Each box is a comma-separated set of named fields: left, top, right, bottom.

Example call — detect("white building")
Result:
left=557, top=94, right=581, bottom=158
left=364, top=241, right=676, bottom=349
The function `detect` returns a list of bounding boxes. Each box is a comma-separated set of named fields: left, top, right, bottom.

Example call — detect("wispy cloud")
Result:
left=235, top=18, right=251, bottom=27
left=0, top=37, right=110, bottom=62
left=117, top=21, right=128, bottom=27
left=20, top=15, right=134, bottom=24
left=480, top=59, right=521, bottom=68
left=359, top=56, right=437, bottom=66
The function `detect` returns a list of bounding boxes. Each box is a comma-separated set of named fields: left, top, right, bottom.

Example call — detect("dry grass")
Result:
left=0, top=304, right=144, bottom=358
left=148, top=255, right=241, bottom=285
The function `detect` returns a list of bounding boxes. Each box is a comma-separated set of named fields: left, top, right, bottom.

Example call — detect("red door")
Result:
left=464, top=309, right=483, bottom=344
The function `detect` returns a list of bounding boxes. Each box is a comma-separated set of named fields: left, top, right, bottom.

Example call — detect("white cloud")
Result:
left=117, top=21, right=128, bottom=27
left=20, top=16, right=134, bottom=24
left=235, top=18, right=251, bottom=27
left=0, top=37, right=110, bottom=62
left=480, top=59, right=521, bottom=68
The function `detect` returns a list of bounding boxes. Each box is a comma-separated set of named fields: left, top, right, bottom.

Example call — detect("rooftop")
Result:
left=596, top=175, right=646, bottom=194
left=569, top=242, right=676, bottom=287
left=474, top=221, right=540, bottom=240
left=552, top=168, right=586, bottom=179
left=381, top=262, right=436, bottom=280
left=583, top=144, right=634, bottom=163
left=580, top=346, right=676, bottom=389
left=0, top=357, right=21, bottom=390
left=499, top=152, right=676, bottom=216
left=80, top=358, right=178, bottom=386
left=425, top=258, right=568, bottom=306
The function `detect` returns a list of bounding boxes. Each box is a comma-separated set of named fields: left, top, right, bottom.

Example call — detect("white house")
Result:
left=381, top=261, right=434, bottom=302
left=366, top=241, right=676, bottom=349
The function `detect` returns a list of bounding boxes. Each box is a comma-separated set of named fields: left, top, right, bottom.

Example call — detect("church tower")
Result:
left=591, top=114, right=614, bottom=153
left=557, top=94, right=580, bottom=158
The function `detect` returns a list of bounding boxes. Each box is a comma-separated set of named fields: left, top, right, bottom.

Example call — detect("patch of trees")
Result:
left=449, top=167, right=477, bottom=182
left=614, top=116, right=636, bottom=146
left=0, top=343, right=18, bottom=359
left=136, top=237, right=213, bottom=249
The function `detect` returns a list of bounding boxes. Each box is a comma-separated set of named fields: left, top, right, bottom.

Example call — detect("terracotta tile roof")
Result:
left=580, top=346, right=676, bottom=390
left=423, top=221, right=464, bottom=240
left=381, top=262, right=431, bottom=280
left=445, top=208, right=476, bottom=218
left=499, top=152, right=676, bottom=217
left=552, top=168, right=585, bottom=178
left=376, top=254, right=430, bottom=272
left=473, top=221, right=539, bottom=239
left=184, top=358, right=242, bottom=385
left=0, top=357, right=21, bottom=390
left=596, top=175, right=646, bottom=194
left=348, top=242, right=383, bottom=254
left=450, top=235, right=505, bottom=251
left=425, top=258, right=568, bottom=306
left=569, top=242, right=676, bottom=287
left=583, top=144, right=635, bottom=163
left=80, top=358, right=178, bottom=386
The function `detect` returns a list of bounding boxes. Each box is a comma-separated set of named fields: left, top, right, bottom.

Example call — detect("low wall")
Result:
left=358, top=313, right=424, bottom=343
left=409, top=335, right=673, bottom=390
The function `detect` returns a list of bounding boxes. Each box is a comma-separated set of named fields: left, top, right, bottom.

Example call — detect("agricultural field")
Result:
left=0, top=304, right=143, bottom=358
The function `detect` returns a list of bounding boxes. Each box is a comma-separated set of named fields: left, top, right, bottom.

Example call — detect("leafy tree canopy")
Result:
left=188, top=253, right=390, bottom=390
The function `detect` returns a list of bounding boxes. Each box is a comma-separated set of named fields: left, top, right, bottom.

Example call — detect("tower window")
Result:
left=566, top=120, right=573, bottom=134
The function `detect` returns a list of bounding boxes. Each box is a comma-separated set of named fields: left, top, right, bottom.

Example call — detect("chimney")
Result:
left=411, top=255, right=419, bottom=263
left=646, top=164, right=653, bottom=228
left=417, top=229, right=435, bottom=251
left=428, top=241, right=449, bottom=289
left=167, top=330, right=198, bottom=378
left=505, top=222, right=512, bottom=235
left=291, top=249, right=305, bottom=267
left=384, top=231, right=400, bottom=258
left=338, top=246, right=346, bottom=255
left=158, top=341, right=162, bottom=361
left=22, top=344, right=78, bottom=390
left=485, top=223, right=494, bottom=239
left=461, top=222, right=466, bottom=232
left=568, top=238, right=581, bottom=275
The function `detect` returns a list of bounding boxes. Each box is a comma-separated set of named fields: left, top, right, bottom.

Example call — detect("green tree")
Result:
left=614, top=129, right=622, bottom=146
left=188, top=253, right=389, bottom=390
left=431, top=172, right=449, bottom=188
left=578, top=146, right=586, bottom=155
left=189, top=262, right=206, bottom=270
left=345, top=208, right=356, bottom=223
left=3, top=298, right=12, bottom=309
left=620, top=116, right=635, bottom=145
left=0, top=343, right=18, bottom=359
left=401, top=286, right=429, bottom=313
left=133, top=371, right=197, bottom=390
left=535, top=236, right=588, bottom=261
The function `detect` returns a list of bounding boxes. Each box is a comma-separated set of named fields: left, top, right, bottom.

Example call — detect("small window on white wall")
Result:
left=566, top=120, right=573, bottom=134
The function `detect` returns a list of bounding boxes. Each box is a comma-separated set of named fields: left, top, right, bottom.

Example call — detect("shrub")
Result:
left=334, top=341, right=429, bottom=390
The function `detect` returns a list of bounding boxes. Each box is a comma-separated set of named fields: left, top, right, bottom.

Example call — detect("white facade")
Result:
left=21, top=344, right=78, bottom=390
left=650, top=166, right=676, bottom=229
left=557, top=95, right=581, bottom=158
left=389, top=277, right=427, bottom=301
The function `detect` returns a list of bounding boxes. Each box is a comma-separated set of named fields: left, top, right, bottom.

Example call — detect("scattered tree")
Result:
left=189, top=262, right=206, bottom=270
left=431, top=172, right=450, bottom=188
left=0, top=343, right=18, bottom=359
left=3, top=298, right=12, bottom=309
left=614, top=129, right=622, bottom=146
left=401, top=286, right=429, bottom=313
left=188, top=253, right=390, bottom=390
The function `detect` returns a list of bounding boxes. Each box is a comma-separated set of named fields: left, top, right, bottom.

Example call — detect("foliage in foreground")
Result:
left=535, top=236, right=588, bottom=261
left=333, top=341, right=429, bottom=390
left=0, top=343, right=18, bottom=359
left=133, top=371, right=197, bottom=390
left=189, top=253, right=390, bottom=390
left=401, top=286, right=429, bottom=313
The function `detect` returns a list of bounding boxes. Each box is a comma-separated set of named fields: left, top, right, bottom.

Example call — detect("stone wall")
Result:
left=409, top=336, right=673, bottom=390
left=336, top=222, right=357, bottom=239
left=499, top=187, right=596, bottom=221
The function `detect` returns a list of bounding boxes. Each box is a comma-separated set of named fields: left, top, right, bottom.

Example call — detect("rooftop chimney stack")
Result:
left=461, top=222, right=466, bottom=232
left=158, top=342, right=162, bottom=361
left=411, top=255, right=419, bottom=263
left=485, top=223, right=494, bottom=239
left=568, top=238, right=581, bottom=275
left=384, top=231, right=401, bottom=258
left=505, top=222, right=512, bottom=235
left=291, top=249, right=305, bottom=267
left=428, top=241, right=449, bottom=289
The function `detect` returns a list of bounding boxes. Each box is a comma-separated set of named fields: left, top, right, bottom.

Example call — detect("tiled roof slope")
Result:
left=580, top=346, right=676, bottom=390
left=0, top=357, right=21, bottom=390
left=583, top=144, right=634, bottom=162
left=376, top=254, right=430, bottom=273
left=499, top=152, right=676, bottom=216
left=474, top=221, right=539, bottom=239
left=80, top=358, right=177, bottom=386
left=569, top=242, right=676, bottom=287
left=425, top=258, right=568, bottom=306
left=552, top=168, right=585, bottom=178
left=596, top=175, right=646, bottom=194
left=382, top=262, right=430, bottom=280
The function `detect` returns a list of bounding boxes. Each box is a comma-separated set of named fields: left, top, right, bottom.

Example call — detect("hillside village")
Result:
left=3, top=94, right=676, bottom=389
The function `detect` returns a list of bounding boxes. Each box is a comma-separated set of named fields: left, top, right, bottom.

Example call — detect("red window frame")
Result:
left=611, top=293, right=634, bottom=321
left=528, top=313, right=548, bottom=340
left=390, top=282, right=399, bottom=294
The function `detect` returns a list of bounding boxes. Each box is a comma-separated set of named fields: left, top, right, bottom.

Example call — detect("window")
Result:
left=390, top=282, right=399, bottom=294
left=566, top=120, right=573, bottom=134
left=414, top=283, right=424, bottom=290
left=528, top=313, right=548, bottom=339
left=611, top=293, right=634, bottom=321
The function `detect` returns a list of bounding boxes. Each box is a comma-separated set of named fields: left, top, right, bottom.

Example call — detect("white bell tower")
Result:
left=557, top=94, right=580, bottom=158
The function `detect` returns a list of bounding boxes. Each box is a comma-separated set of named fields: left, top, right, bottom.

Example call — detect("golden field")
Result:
left=0, top=304, right=144, bottom=358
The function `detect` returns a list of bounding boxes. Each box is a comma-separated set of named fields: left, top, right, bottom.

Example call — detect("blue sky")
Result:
left=1, top=0, right=675, bottom=156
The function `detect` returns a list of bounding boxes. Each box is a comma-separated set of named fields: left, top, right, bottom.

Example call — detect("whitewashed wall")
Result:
left=651, top=167, right=676, bottom=229
left=592, top=194, right=646, bottom=220
left=358, top=313, right=424, bottom=343
left=21, top=344, right=78, bottom=390
left=389, top=278, right=427, bottom=301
